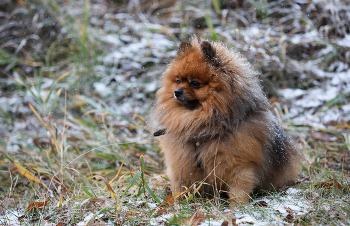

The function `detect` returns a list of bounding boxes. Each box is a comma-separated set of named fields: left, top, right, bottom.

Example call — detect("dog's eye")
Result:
left=176, top=79, right=181, bottom=84
left=190, top=81, right=201, bottom=88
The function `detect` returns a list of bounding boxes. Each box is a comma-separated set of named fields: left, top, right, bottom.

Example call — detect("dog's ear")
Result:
left=154, top=129, right=166, bottom=137
left=201, top=40, right=219, bottom=67
left=177, top=41, right=192, bottom=55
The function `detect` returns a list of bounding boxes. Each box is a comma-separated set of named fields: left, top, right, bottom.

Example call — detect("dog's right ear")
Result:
left=201, top=40, right=220, bottom=67
left=177, top=41, right=192, bottom=55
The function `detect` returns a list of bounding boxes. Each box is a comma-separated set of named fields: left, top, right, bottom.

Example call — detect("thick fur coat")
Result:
left=153, top=36, right=301, bottom=204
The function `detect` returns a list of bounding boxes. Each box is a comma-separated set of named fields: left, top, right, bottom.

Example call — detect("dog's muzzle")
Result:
left=174, top=89, right=184, bottom=100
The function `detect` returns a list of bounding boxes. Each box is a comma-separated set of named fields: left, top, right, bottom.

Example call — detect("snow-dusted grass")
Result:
left=0, top=0, right=349, bottom=225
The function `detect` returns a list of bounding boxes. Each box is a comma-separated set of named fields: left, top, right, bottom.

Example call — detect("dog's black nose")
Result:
left=174, top=89, right=184, bottom=99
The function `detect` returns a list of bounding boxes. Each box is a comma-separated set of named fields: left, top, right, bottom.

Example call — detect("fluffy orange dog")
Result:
left=153, top=36, right=301, bottom=204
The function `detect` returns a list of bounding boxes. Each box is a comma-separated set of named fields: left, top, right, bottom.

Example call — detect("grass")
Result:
left=0, top=0, right=350, bottom=225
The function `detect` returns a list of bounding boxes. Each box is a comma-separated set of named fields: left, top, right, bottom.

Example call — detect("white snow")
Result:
left=146, top=188, right=312, bottom=226
left=102, top=34, right=122, bottom=46
left=279, top=88, right=305, bottom=99
left=337, top=35, right=350, bottom=48
left=93, top=82, right=112, bottom=97
left=150, top=213, right=174, bottom=225
left=76, top=213, right=104, bottom=226
left=0, top=210, right=23, bottom=226
left=278, top=69, right=350, bottom=127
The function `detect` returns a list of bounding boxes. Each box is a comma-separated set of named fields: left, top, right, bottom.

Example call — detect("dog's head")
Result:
left=153, top=36, right=268, bottom=139
left=161, top=37, right=246, bottom=114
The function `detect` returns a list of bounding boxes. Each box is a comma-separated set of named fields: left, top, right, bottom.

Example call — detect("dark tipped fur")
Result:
left=177, top=41, right=192, bottom=55
left=200, top=41, right=220, bottom=67
left=153, top=36, right=301, bottom=204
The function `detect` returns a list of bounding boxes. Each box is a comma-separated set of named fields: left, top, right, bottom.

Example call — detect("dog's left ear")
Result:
left=154, top=129, right=166, bottom=137
left=201, top=41, right=219, bottom=67
left=177, top=41, right=192, bottom=55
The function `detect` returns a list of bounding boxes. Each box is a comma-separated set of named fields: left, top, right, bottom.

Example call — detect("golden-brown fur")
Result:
left=153, top=36, right=301, bottom=204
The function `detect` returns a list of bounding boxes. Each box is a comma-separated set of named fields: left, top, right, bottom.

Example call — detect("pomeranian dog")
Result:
left=153, top=36, right=301, bottom=204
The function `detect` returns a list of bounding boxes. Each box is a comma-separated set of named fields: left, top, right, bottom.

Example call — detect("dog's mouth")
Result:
left=185, top=99, right=200, bottom=109
left=174, top=89, right=201, bottom=109
left=176, top=97, right=200, bottom=110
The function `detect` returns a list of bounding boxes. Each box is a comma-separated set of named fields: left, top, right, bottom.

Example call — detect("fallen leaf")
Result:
left=221, top=218, right=237, bottom=226
left=184, top=208, right=205, bottom=226
left=156, top=208, right=167, bottom=215
left=309, top=130, right=338, bottom=142
left=315, top=182, right=333, bottom=189
left=33, top=137, right=51, bottom=147
left=270, top=96, right=281, bottom=104
left=56, top=222, right=63, bottom=226
left=315, top=179, right=341, bottom=189
left=232, top=218, right=237, bottom=225
left=285, top=213, right=294, bottom=221
left=26, top=200, right=49, bottom=212
left=18, top=215, right=27, bottom=220
left=163, top=193, right=175, bottom=206
left=253, top=200, right=269, bottom=207
left=221, top=220, right=228, bottom=226
left=157, top=220, right=168, bottom=224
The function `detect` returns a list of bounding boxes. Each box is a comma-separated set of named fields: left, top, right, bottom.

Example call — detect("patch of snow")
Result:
left=148, top=202, right=158, bottom=209
left=290, top=30, right=319, bottom=44
left=0, top=210, right=23, bottom=226
left=44, top=223, right=56, bottom=226
left=317, top=45, right=334, bottom=56
left=342, top=104, right=350, bottom=112
left=286, top=187, right=300, bottom=195
left=104, top=51, right=123, bottom=64
left=76, top=213, right=104, bottom=226
left=279, top=69, right=350, bottom=126
left=331, top=69, right=350, bottom=85
left=279, top=88, right=305, bottom=99
left=337, top=35, right=350, bottom=48
left=199, top=220, right=227, bottom=226
left=150, top=213, right=174, bottom=225
left=308, top=86, right=338, bottom=101
left=93, top=82, right=112, bottom=97
left=294, top=98, right=322, bottom=108
left=149, top=189, right=312, bottom=226
left=102, top=34, right=122, bottom=46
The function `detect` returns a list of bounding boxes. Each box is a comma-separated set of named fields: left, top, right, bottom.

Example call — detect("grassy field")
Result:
left=0, top=0, right=349, bottom=225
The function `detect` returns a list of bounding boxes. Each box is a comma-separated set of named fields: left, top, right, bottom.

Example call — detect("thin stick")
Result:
left=179, top=166, right=183, bottom=204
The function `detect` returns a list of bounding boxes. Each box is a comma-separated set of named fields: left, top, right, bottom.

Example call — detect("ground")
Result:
left=0, top=0, right=349, bottom=225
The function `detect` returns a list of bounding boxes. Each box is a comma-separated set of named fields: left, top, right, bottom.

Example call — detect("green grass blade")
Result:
left=49, top=88, right=63, bottom=113
left=140, top=155, right=162, bottom=204
left=68, top=167, right=97, bottom=198
left=0, top=49, right=19, bottom=65
left=144, top=182, right=162, bottom=204
left=204, top=13, right=218, bottom=41
left=212, top=0, right=221, bottom=14
left=123, top=171, right=142, bottom=195
left=81, top=186, right=95, bottom=198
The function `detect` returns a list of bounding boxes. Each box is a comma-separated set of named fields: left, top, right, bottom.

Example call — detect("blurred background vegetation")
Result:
left=0, top=0, right=349, bottom=225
